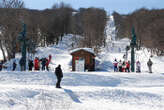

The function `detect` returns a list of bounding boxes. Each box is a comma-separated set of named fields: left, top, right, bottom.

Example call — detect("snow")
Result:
left=0, top=51, right=3, bottom=60
left=0, top=71, right=164, bottom=110
left=70, top=48, right=95, bottom=55
left=0, top=16, right=164, bottom=110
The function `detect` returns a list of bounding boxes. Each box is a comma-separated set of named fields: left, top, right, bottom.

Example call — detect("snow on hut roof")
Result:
left=70, top=48, right=94, bottom=54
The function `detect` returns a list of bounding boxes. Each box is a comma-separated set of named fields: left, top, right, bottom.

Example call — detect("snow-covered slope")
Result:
left=0, top=71, right=164, bottom=110
left=0, top=15, right=164, bottom=110
left=98, top=15, right=164, bottom=73
left=2, top=16, right=164, bottom=73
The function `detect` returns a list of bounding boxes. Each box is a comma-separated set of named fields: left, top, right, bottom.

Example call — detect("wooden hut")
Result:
left=70, top=48, right=95, bottom=71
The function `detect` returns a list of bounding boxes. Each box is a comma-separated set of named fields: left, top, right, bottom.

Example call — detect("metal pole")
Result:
left=131, top=27, right=136, bottom=72
left=22, top=23, right=26, bottom=70
left=131, top=45, right=135, bottom=72
left=19, top=22, right=27, bottom=71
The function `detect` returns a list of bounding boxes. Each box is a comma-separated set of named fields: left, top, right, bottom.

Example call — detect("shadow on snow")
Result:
left=64, top=89, right=81, bottom=103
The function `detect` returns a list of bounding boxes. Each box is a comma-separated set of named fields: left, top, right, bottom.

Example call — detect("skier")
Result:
left=45, top=58, right=49, bottom=71
left=0, top=61, right=3, bottom=71
left=28, top=59, right=33, bottom=71
left=40, top=58, right=47, bottom=71
left=113, top=59, right=118, bottom=72
left=19, top=58, right=25, bottom=71
left=136, top=61, right=141, bottom=73
left=118, top=60, right=122, bottom=72
left=122, top=61, right=126, bottom=72
left=147, top=59, right=153, bottom=73
left=34, top=57, right=40, bottom=70
left=12, top=60, right=17, bottom=71
left=125, top=61, right=130, bottom=72
left=46, top=54, right=52, bottom=71
left=55, top=64, right=63, bottom=88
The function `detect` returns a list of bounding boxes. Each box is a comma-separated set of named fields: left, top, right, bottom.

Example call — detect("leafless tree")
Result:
left=77, top=8, right=107, bottom=50
left=0, top=0, right=25, bottom=60
left=113, top=8, right=164, bottom=55
left=0, top=0, right=24, bottom=8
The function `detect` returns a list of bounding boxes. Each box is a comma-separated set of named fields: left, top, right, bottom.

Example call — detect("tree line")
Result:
left=113, top=8, right=164, bottom=55
left=0, top=0, right=107, bottom=61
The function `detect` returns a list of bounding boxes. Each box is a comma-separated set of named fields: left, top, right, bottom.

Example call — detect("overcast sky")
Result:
left=23, top=0, right=164, bottom=14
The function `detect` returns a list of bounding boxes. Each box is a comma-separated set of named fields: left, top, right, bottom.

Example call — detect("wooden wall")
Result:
left=71, top=50, right=95, bottom=71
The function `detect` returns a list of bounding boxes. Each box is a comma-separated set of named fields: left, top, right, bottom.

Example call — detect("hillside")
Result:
left=113, top=9, right=164, bottom=52
left=0, top=15, right=164, bottom=110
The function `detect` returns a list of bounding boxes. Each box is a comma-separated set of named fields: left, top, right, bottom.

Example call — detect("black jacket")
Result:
left=147, top=60, right=153, bottom=67
left=55, top=66, right=63, bottom=79
left=40, top=58, right=47, bottom=66
left=28, top=60, right=34, bottom=67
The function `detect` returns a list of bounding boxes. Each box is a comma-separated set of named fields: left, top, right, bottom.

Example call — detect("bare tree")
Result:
left=78, top=8, right=107, bottom=50
left=0, top=0, right=25, bottom=60
left=0, top=0, right=24, bottom=8
left=113, top=8, right=164, bottom=54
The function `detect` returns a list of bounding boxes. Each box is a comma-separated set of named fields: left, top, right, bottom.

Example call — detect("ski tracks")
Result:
left=0, top=84, right=73, bottom=110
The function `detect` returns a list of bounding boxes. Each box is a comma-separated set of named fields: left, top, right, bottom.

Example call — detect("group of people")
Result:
left=10, top=54, right=52, bottom=71
left=113, top=58, right=153, bottom=73
left=28, top=54, right=52, bottom=71
left=11, top=56, right=63, bottom=89
left=113, top=59, right=131, bottom=72
left=55, top=59, right=153, bottom=89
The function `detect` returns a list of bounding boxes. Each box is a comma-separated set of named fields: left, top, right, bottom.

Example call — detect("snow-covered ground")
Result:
left=0, top=16, right=164, bottom=110
left=0, top=71, right=164, bottom=110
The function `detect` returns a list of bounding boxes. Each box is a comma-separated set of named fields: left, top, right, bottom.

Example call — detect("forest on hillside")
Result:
left=113, top=8, right=164, bottom=55
left=0, top=0, right=107, bottom=61
left=0, top=0, right=164, bottom=62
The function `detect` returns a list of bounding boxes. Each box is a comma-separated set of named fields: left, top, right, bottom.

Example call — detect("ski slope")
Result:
left=0, top=16, right=164, bottom=110
left=0, top=71, right=164, bottom=110
left=0, top=35, right=164, bottom=110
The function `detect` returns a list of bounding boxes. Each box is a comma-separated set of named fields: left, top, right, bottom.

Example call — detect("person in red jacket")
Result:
left=122, top=61, right=126, bottom=72
left=125, top=61, right=130, bottom=72
left=49, top=54, right=52, bottom=61
left=46, top=54, right=52, bottom=71
left=113, top=59, right=118, bottom=72
left=34, top=57, right=40, bottom=70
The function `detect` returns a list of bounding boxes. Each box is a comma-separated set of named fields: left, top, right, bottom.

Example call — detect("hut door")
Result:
left=75, top=57, right=85, bottom=72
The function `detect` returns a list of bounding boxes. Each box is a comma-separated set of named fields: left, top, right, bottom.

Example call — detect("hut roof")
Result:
left=70, top=48, right=95, bottom=55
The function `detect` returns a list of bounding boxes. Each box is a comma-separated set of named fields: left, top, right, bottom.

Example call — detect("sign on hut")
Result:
left=70, top=48, right=95, bottom=72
